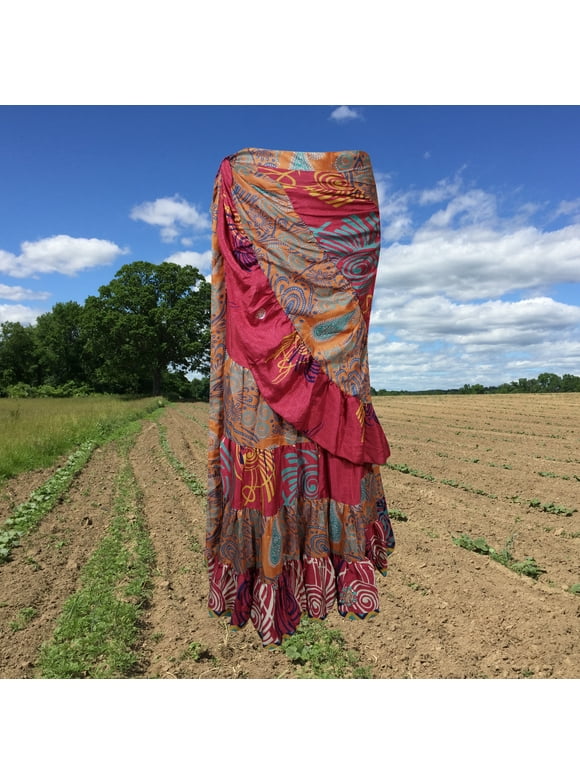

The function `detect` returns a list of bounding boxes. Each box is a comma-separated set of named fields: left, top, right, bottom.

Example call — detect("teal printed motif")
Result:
left=269, top=519, right=282, bottom=566
left=329, top=505, right=343, bottom=543
left=291, top=152, right=312, bottom=170
left=312, top=311, right=354, bottom=341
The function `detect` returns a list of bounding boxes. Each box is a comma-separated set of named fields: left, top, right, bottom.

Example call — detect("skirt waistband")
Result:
left=227, top=147, right=372, bottom=173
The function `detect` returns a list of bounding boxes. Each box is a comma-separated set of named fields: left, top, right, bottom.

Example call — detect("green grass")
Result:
left=281, top=617, right=373, bottom=678
left=37, top=433, right=155, bottom=679
left=0, top=395, right=162, bottom=482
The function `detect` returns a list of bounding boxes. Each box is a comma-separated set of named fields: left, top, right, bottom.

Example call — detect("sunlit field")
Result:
left=0, top=396, right=161, bottom=480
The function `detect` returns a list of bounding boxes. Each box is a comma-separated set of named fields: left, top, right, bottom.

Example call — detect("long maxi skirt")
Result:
left=206, top=148, right=395, bottom=648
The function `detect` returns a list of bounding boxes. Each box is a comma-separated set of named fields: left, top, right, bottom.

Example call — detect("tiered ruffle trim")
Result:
left=207, top=519, right=391, bottom=648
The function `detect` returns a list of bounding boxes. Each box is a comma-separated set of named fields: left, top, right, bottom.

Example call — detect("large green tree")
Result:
left=83, top=261, right=211, bottom=395
left=34, top=301, right=87, bottom=387
left=0, top=321, right=39, bottom=391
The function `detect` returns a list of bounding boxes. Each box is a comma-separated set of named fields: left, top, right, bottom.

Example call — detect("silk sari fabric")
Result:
left=206, top=148, right=395, bottom=647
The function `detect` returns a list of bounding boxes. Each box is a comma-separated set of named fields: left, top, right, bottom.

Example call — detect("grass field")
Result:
left=0, top=396, right=162, bottom=481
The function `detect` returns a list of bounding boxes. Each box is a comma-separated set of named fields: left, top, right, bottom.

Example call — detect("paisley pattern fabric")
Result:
left=207, top=148, right=395, bottom=648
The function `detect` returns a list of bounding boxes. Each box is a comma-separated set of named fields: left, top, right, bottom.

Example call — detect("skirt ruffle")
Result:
left=207, top=518, right=391, bottom=647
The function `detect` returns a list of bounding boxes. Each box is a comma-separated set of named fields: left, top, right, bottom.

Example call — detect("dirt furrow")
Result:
left=0, top=443, right=122, bottom=678
left=130, top=414, right=288, bottom=679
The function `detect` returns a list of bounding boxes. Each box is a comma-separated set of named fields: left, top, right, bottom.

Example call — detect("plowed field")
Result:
left=1, top=395, right=579, bottom=679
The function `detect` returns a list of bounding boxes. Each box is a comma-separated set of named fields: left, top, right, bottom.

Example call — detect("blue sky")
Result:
left=1, top=104, right=580, bottom=391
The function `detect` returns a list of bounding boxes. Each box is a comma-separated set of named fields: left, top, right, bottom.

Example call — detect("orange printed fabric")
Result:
left=206, top=149, right=395, bottom=648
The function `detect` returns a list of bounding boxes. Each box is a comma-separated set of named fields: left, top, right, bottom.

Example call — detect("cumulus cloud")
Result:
left=372, top=295, right=580, bottom=345
left=131, top=195, right=210, bottom=242
left=370, top=167, right=580, bottom=388
left=163, top=250, right=212, bottom=273
left=553, top=198, right=580, bottom=221
left=329, top=105, right=362, bottom=122
left=418, top=172, right=464, bottom=205
left=0, top=236, right=128, bottom=279
left=0, top=284, right=51, bottom=301
left=375, top=174, right=414, bottom=242
left=369, top=292, right=580, bottom=389
left=377, top=223, right=580, bottom=300
left=0, top=303, right=46, bottom=324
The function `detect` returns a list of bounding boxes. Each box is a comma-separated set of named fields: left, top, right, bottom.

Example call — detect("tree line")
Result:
left=2, top=261, right=577, bottom=401
left=372, top=372, right=580, bottom=396
left=0, top=261, right=211, bottom=400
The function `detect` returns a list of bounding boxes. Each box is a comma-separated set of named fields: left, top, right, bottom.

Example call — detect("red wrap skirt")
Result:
left=206, top=148, right=395, bottom=647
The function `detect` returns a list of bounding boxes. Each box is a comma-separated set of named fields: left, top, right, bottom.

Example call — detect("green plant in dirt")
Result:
left=38, top=439, right=155, bottom=679
left=281, top=618, right=373, bottom=679
left=157, top=423, right=206, bottom=497
left=387, top=463, right=435, bottom=481
left=183, top=642, right=213, bottom=662
left=568, top=584, right=580, bottom=595
left=389, top=508, right=408, bottom=522
left=0, top=406, right=166, bottom=565
left=407, top=582, right=429, bottom=595
left=10, top=606, right=38, bottom=631
left=527, top=498, right=576, bottom=516
left=452, top=533, right=491, bottom=555
left=189, top=535, right=202, bottom=552
left=0, top=440, right=97, bottom=564
left=452, top=533, right=546, bottom=580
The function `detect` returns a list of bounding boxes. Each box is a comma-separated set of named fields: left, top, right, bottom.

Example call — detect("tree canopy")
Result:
left=83, top=261, right=210, bottom=395
left=0, top=261, right=211, bottom=398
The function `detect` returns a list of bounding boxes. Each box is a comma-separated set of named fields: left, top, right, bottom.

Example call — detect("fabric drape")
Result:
left=206, top=148, right=395, bottom=647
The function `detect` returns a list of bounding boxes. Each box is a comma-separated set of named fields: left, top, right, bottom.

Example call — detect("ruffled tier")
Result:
left=207, top=518, right=391, bottom=648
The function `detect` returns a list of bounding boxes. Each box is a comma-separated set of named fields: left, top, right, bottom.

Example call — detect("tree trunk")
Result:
left=152, top=366, right=162, bottom=396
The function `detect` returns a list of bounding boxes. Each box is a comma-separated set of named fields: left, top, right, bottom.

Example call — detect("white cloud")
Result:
left=553, top=198, right=580, bottom=220
left=373, top=295, right=579, bottom=344
left=369, top=295, right=580, bottom=390
left=418, top=172, right=464, bottom=205
left=0, top=236, right=128, bottom=279
left=0, top=284, right=51, bottom=301
left=377, top=223, right=580, bottom=300
left=425, top=189, right=497, bottom=228
left=163, top=250, right=212, bottom=273
left=131, top=195, right=210, bottom=242
left=0, top=303, right=45, bottom=324
left=329, top=105, right=362, bottom=122
left=366, top=169, right=580, bottom=390
left=375, top=173, right=414, bottom=242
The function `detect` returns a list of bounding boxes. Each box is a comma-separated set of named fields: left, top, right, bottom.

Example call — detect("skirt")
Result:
left=206, top=148, right=395, bottom=647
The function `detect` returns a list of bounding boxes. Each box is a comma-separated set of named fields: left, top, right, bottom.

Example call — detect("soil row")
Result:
left=1, top=397, right=579, bottom=678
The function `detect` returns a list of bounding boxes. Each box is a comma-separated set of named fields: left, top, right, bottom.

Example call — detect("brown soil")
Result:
left=1, top=395, right=579, bottom=679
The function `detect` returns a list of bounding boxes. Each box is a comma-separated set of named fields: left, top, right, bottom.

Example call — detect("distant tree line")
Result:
left=372, top=372, right=580, bottom=396
left=0, top=261, right=211, bottom=400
